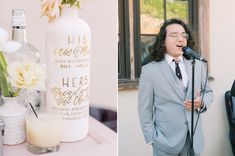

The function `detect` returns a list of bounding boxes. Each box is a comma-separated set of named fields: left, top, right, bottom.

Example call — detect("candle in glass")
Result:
left=26, top=108, right=61, bottom=154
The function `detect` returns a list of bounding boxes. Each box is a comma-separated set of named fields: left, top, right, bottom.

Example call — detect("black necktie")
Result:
left=173, top=59, right=182, bottom=80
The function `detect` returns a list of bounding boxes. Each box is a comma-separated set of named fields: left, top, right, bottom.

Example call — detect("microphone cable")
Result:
left=193, top=61, right=209, bottom=135
left=187, top=61, right=209, bottom=156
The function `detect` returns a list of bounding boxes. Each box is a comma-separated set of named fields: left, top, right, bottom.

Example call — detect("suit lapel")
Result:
left=184, top=58, right=192, bottom=99
left=159, top=59, right=184, bottom=101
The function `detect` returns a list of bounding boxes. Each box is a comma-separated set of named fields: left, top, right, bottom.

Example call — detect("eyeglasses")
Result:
left=166, top=32, right=189, bottom=41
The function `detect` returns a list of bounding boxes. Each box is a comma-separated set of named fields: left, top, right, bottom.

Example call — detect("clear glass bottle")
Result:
left=8, top=9, right=40, bottom=62
left=5, top=9, right=41, bottom=107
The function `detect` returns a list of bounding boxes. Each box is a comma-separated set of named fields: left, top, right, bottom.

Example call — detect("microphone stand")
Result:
left=190, top=58, right=195, bottom=156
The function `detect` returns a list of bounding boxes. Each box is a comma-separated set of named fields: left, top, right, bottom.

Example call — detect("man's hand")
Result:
left=183, top=90, right=204, bottom=111
left=183, top=96, right=203, bottom=111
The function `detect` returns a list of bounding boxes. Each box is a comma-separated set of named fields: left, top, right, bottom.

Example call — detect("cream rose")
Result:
left=41, top=0, right=62, bottom=22
left=8, top=60, right=46, bottom=90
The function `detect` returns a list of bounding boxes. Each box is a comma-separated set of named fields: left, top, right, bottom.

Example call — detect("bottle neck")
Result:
left=60, top=5, right=78, bottom=17
left=12, top=27, right=27, bottom=42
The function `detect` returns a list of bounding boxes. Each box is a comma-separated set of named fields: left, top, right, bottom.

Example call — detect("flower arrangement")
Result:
left=0, top=27, right=46, bottom=97
left=41, top=0, right=81, bottom=22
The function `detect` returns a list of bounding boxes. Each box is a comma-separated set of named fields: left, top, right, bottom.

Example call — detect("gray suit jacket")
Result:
left=138, top=58, right=213, bottom=154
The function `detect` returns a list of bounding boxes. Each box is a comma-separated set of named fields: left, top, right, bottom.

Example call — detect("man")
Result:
left=138, top=19, right=213, bottom=156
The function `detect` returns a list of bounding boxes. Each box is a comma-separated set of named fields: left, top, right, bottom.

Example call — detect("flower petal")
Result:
left=8, top=60, right=46, bottom=91
left=41, top=0, right=62, bottom=22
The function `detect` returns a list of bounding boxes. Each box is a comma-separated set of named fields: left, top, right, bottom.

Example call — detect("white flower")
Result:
left=0, top=27, right=37, bottom=97
left=41, top=0, right=62, bottom=22
left=8, top=60, right=46, bottom=91
left=0, top=27, right=21, bottom=53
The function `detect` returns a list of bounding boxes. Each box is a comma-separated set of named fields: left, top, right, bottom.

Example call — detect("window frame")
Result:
left=118, top=0, right=200, bottom=89
left=118, top=0, right=131, bottom=80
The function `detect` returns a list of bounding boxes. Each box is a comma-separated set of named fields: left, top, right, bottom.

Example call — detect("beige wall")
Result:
left=119, top=90, right=152, bottom=156
left=119, top=1, right=235, bottom=156
left=0, top=0, right=118, bottom=111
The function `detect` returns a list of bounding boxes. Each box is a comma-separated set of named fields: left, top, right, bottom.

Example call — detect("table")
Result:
left=3, top=117, right=117, bottom=156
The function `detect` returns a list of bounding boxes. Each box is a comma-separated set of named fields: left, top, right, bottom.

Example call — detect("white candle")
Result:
left=26, top=112, right=61, bottom=148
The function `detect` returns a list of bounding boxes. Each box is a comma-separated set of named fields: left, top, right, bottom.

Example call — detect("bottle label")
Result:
left=47, top=33, right=90, bottom=122
left=46, top=18, right=91, bottom=141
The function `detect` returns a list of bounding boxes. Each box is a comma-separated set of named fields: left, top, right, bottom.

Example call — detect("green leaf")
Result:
left=0, top=51, right=7, bottom=73
left=61, top=0, right=80, bottom=9
left=75, top=1, right=80, bottom=9
left=0, top=70, right=10, bottom=97
left=12, top=88, right=21, bottom=97
left=0, top=51, right=10, bottom=97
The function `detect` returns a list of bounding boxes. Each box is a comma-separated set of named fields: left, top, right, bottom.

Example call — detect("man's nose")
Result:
left=177, top=35, right=184, bottom=41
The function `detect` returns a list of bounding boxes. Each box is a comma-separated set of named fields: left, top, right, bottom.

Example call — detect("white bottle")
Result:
left=7, top=9, right=41, bottom=107
left=46, top=5, right=91, bottom=142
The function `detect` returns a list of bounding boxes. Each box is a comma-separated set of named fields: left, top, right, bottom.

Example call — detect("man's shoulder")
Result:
left=192, top=59, right=205, bottom=70
left=142, top=60, right=163, bottom=70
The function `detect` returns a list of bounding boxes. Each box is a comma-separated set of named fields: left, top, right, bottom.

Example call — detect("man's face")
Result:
left=165, top=24, right=188, bottom=58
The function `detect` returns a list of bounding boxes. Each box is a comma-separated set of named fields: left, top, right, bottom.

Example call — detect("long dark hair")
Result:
left=152, top=18, right=196, bottom=62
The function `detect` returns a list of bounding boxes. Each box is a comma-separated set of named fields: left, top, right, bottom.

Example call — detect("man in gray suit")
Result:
left=138, top=19, right=213, bottom=156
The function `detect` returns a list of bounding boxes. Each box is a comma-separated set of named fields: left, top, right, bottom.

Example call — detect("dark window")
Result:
left=118, top=0, right=130, bottom=79
left=118, top=0, right=198, bottom=85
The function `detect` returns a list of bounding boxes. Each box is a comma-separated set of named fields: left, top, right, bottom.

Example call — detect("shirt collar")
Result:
left=165, top=54, right=183, bottom=65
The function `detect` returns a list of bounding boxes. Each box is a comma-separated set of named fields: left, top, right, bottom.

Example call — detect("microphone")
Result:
left=182, top=47, right=207, bottom=62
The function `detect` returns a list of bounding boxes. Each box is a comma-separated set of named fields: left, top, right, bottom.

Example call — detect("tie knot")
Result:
left=173, top=59, right=180, bottom=65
